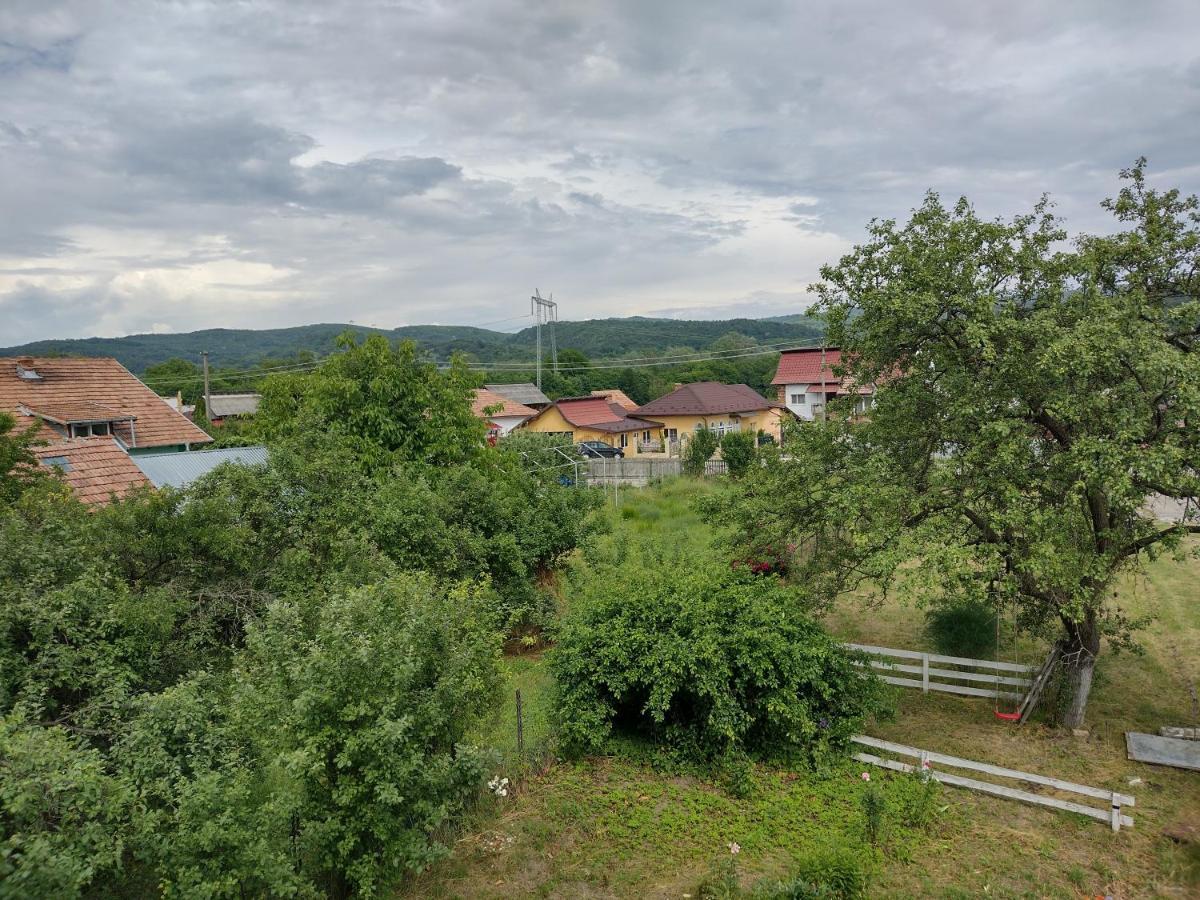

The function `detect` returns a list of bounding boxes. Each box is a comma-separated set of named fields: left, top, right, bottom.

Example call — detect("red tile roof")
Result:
left=771, top=347, right=843, bottom=385
left=0, top=357, right=212, bottom=449
left=635, top=382, right=776, bottom=417
left=32, top=438, right=151, bottom=505
left=472, top=388, right=536, bottom=420
left=545, top=396, right=661, bottom=433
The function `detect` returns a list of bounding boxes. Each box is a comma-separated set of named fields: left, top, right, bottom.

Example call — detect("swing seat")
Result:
left=994, top=710, right=1021, bottom=722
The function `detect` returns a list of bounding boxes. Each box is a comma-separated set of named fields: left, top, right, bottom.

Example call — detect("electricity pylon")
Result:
left=531, top=289, right=558, bottom=389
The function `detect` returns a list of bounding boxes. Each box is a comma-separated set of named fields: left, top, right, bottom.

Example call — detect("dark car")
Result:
left=577, top=440, right=624, bottom=459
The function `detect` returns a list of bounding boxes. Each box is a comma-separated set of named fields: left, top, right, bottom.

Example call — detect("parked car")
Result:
left=577, top=440, right=624, bottom=459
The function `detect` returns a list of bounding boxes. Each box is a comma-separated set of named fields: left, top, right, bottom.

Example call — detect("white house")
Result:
left=771, top=347, right=874, bottom=421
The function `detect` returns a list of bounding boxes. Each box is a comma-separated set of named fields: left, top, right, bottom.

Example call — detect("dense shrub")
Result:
left=923, top=600, right=997, bottom=659
left=0, top=715, right=130, bottom=898
left=683, top=428, right=720, bottom=476
left=120, top=576, right=501, bottom=898
left=720, top=430, right=758, bottom=478
left=786, top=845, right=868, bottom=899
left=552, top=543, right=888, bottom=762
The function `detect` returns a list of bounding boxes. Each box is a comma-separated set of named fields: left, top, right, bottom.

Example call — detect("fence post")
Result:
left=1110, top=791, right=1120, bottom=832
left=921, top=654, right=930, bottom=693
left=515, top=689, right=524, bottom=756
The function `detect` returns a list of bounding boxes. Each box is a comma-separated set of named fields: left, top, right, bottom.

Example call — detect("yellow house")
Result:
left=519, top=395, right=664, bottom=456
left=634, top=382, right=789, bottom=450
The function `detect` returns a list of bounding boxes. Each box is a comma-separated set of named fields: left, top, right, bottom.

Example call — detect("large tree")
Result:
left=719, top=162, right=1199, bottom=726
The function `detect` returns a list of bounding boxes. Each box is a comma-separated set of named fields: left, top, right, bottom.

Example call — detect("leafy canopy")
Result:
left=714, top=161, right=1199, bottom=725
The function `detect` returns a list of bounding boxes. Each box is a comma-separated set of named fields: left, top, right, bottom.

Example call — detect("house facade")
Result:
left=771, top=347, right=874, bottom=421
left=634, top=382, right=787, bottom=448
left=520, top=396, right=664, bottom=455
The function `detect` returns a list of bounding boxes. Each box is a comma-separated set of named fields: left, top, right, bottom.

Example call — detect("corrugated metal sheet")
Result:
left=132, top=445, right=269, bottom=488
left=484, top=382, right=550, bottom=407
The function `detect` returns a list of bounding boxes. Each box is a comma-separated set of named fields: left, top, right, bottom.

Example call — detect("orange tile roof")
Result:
left=0, top=357, right=212, bottom=449
left=590, top=389, right=639, bottom=411
left=32, top=438, right=151, bottom=505
left=472, top=388, right=536, bottom=419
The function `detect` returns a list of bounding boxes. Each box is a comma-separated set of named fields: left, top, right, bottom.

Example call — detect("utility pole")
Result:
left=531, top=289, right=558, bottom=389
left=819, top=344, right=827, bottom=423
left=201, top=351, right=212, bottom=420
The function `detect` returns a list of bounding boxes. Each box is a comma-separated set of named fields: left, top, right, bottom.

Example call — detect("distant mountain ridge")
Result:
left=2, top=316, right=824, bottom=373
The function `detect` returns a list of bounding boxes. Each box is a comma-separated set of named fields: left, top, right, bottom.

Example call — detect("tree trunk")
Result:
left=1061, top=613, right=1101, bottom=729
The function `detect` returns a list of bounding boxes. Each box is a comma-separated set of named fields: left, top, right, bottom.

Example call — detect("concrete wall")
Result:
left=587, top=457, right=682, bottom=486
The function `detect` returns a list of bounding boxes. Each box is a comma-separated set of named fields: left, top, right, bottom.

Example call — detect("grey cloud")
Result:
left=2, top=0, right=1198, bottom=343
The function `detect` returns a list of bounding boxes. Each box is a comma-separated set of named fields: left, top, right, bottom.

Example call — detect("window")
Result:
left=42, top=455, right=71, bottom=472
left=68, top=422, right=112, bottom=438
left=642, top=431, right=650, bottom=442
left=790, top=394, right=806, bottom=405
left=618, top=433, right=629, bottom=448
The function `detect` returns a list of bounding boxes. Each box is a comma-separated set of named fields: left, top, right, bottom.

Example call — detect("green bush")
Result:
left=923, top=600, right=997, bottom=659
left=683, top=428, right=720, bottom=476
left=0, top=715, right=130, bottom=899
left=551, top=542, right=888, bottom=762
left=720, top=431, right=758, bottom=478
left=783, top=844, right=868, bottom=899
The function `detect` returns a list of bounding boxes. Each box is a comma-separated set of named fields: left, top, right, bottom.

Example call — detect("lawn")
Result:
left=405, top=479, right=1200, bottom=899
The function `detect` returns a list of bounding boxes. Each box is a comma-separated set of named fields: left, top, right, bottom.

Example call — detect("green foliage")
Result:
left=720, top=430, right=758, bottom=478
left=683, top=428, right=720, bottom=476
left=715, top=162, right=1200, bottom=724
left=787, top=844, right=868, bottom=899
left=923, top=601, right=997, bottom=659
left=860, top=780, right=885, bottom=847
left=0, top=412, right=45, bottom=504
left=551, top=540, right=888, bottom=762
left=258, top=333, right=485, bottom=471
left=0, top=714, right=130, bottom=898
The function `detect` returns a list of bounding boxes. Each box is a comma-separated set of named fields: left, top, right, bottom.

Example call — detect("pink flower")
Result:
left=922, top=759, right=932, bottom=769
left=860, top=772, right=871, bottom=782
left=728, top=841, right=741, bottom=855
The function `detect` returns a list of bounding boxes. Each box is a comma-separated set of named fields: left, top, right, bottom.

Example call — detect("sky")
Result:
left=2, top=0, right=1199, bottom=345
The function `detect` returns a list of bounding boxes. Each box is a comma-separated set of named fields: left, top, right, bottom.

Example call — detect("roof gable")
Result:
left=0, top=357, right=212, bottom=449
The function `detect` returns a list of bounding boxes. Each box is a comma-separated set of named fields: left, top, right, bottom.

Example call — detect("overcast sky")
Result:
left=2, top=1, right=1198, bottom=344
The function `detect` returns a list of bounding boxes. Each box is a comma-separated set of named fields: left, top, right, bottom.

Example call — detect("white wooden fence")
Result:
left=845, top=643, right=1035, bottom=701
left=851, top=735, right=1135, bottom=832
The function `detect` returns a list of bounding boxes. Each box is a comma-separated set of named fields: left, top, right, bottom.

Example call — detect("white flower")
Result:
left=728, top=841, right=741, bottom=855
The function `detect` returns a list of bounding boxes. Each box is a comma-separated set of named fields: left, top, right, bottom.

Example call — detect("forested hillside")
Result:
left=1, top=315, right=822, bottom=373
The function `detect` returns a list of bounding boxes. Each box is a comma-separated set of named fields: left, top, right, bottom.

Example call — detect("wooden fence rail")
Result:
left=851, top=735, right=1134, bottom=832
left=845, top=643, right=1035, bottom=701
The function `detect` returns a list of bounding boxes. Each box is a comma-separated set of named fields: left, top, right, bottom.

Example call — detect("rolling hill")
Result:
left=2, top=316, right=824, bottom=373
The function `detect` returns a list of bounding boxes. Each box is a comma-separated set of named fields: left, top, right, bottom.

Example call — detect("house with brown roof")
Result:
left=472, top=388, right=537, bottom=438
left=519, top=395, right=664, bottom=455
left=634, top=381, right=788, bottom=448
left=2, top=357, right=212, bottom=453
left=3, top=356, right=213, bottom=505
left=771, top=347, right=874, bottom=421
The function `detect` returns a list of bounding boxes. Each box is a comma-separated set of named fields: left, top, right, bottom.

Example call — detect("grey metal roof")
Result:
left=208, top=393, right=261, bottom=417
left=132, top=445, right=269, bottom=488
left=484, top=382, right=550, bottom=407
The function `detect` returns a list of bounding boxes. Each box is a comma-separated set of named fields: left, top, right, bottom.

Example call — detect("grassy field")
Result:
left=406, top=479, right=1200, bottom=899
